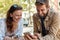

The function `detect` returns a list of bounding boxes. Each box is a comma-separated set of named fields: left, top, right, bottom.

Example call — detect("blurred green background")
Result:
left=0, top=0, right=60, bottom=27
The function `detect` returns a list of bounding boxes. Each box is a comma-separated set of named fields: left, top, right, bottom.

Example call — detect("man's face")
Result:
left=36, top=4, right=48, bottom=16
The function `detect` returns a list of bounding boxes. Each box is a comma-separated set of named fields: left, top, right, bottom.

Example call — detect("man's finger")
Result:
left=30, top=35, right=37, bottom=39
left=26, top=35, right=32, bottom=40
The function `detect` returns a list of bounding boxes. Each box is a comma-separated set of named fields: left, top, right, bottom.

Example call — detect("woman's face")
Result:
left=10, top=10, right=22, bottom=23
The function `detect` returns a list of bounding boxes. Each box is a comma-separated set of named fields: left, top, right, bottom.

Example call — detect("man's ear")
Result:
left=47, top=6, right=50, bottom=11
left=47, top=6, right=50, bottom=9
left=10, top=13, right=13, bottom=17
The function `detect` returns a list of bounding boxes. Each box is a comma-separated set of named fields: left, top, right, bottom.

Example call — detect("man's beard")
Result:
left=38, top=12, right=48, bottom=19
left=40, top=13, right=46, bottom=17
left=38, top=13, right=46, bottom=17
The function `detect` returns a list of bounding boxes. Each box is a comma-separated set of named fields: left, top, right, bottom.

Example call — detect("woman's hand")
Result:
left=12, top=38, right=19, bottom=40
left=11, top=35, right=19, bottom=40
left=4, top=36, right=12, bottom=40
left=4, top=36, right=18, bottom=40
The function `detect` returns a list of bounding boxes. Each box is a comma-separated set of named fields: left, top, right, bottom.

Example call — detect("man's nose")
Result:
left=18, top=16, right=21, bottom=19
left=39, top=11, right=42, bottom=14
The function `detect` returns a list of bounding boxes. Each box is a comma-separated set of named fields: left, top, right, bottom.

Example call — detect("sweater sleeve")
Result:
left=0, top=19, right=5, bottom=40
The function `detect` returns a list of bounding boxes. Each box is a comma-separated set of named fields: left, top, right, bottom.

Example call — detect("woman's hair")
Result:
left=6, top=4, right=22, bottom=33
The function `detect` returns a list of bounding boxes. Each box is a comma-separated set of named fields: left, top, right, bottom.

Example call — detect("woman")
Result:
left=0, top=4, right=24, bottom=40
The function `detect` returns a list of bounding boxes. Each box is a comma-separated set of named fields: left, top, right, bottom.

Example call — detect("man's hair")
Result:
left=35, top=0, right=49, bottom=8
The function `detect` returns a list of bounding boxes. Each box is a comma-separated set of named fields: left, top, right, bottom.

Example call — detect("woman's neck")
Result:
left=13, top=21, right=18, bottom=25
left=12, top=21, right=18, bottom=32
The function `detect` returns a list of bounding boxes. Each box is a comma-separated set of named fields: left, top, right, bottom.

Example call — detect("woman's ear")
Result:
left=10, top=13, right=13, bottom=17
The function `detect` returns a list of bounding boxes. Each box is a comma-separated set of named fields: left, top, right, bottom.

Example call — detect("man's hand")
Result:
left=24, top=34, right=38, bottom=40
left=24, top=32, right=38, bottom=40
left=34, top=33, right=42, bottom=38
left=34, top=33, right=42, bottom=40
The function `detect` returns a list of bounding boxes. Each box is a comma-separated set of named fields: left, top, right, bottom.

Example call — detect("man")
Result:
left=24, top=0, right=60, bottom=40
